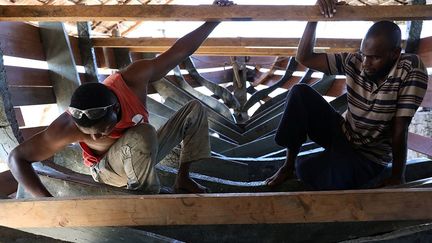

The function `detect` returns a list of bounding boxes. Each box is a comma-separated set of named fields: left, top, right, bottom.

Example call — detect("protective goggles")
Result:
left=68, top=104, right=115, bottom=120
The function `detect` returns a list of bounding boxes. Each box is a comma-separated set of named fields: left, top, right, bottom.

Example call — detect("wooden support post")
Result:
left=3, top=189, right=432, bottom=227
left=77, top=22, right=99, bottom=83
left=112, top=26, right=132, bottom=69
left=0, top=5, right=431, bottom=21
left=0, top=47, right=21, bottom=168
left=39, top=22, right=81, bottom=112
left=231, top=56, right=248, bottom=123
left=405, top=0, right=425, bottom=54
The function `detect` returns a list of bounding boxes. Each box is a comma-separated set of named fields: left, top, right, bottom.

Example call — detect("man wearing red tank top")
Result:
left=8, top=0, right=234, bottom=197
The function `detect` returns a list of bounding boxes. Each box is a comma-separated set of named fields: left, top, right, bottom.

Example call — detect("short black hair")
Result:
left=365, top=21, right=401, bottom=50
left=69, top=83, right=117, bottom=127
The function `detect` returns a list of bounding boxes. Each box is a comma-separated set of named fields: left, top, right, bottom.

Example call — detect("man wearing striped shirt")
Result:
left=266, top=17, right=428, bottom=189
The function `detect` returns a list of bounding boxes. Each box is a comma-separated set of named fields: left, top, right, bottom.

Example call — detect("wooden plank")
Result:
left=68, top=35, right=83, bottom=66
left=0, top=170, right=17, bottom=197
left=0, top=22, right=41, bottom=43
left=0, top=5, right=431, bottom=21
left=131, top=47, right=300, bottom=56
left=0, top=36, right=46, bottom=61
left=418, top=36, right=432, bottom=67
left=0, top=22, right=45, bottom=60
left=93, top=37, right=362, bottom=50
left=13, top=108, right=24, bottom=127
left=77, top=22, right=99, bottom=83
left=2, top=189, right=432, bottom=227
left=20, top=126, right=47, bottom=140
left=9, top=87, right=56, bottom=106
left=5, top=66, right=52, bottom=87
left=420, top=75, right=432, bottom=108
left=408, top=132, right=432, bottom=157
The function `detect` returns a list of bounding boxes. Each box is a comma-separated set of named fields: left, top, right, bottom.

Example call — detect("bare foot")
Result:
left=174, top=176, right=210, bottom=193
left=265, top=166, right=295, bottom=187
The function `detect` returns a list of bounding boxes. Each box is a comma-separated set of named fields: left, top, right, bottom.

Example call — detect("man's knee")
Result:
left=124, top=124, right=157, bottom=150
left=290, top=84, right=313, bottom=97
left=185, top=100, right=206, bottom=114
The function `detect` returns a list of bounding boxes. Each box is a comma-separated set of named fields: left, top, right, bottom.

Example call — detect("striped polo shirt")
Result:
left=326, top=53, right=428, bottom=165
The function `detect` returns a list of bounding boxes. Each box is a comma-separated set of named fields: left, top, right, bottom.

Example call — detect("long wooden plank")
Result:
left=131, top=47, right=301, bottom=56
left=0, top=37, right=46, bottom=61
left=0, top=22, right=46, bottom=60
left=93, top=37, right=362, bottom=49
left=2, top=189, right=432, bottom=227
left=5, top=66, right=52, bottom=87
left=0, top=5, right=431, bottom=21
left=9, top=87, right=56, bottom=106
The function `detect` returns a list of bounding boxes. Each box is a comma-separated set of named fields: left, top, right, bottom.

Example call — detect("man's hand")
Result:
left=317, top=0, right=346, bottom=18
left=213, top=0, right=234, bottom=6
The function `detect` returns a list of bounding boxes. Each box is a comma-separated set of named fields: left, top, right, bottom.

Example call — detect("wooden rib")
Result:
left=252, top=57, right=284, bottom=87
left=0, top=5, right=431, bottom=21
left=2, top=189, right=432, bottom=227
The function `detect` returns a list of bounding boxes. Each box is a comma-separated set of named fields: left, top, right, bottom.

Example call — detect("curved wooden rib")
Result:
left=182, top=57, right=240, bottom=109
left=242, top=57, right=298, bottom=112
left=250, top=68, right=314, bottom=119
left=252, top=56, right=285, bottom=87
left=172, top=66, right=236, bottom=122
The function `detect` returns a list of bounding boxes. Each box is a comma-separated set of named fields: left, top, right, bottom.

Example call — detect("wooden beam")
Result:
left=130, top=47, right=302, bottom=56
left=125, top=39, right=358, bottom=55
left=2, top=189, right=432, bottom=227
left=77, top=22, right=100, bottom=83
left=93, top=37, right=362, bottom=49
left=0, top=5, right=431, bottom=21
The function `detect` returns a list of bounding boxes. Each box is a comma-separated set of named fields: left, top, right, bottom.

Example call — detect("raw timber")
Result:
left=0, top=5, right=431, bottom=21
left=0, top=2, right=432, bottom=242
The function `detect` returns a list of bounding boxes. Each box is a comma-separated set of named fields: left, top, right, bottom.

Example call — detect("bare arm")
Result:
left=121, top=21, right=220, bottom=90
left=385, top=117, right=411, bottom=186
left=296, top=22, right=330, bottom=73
left=121, top=0, right=234, bottom=93
left=296, top=0, right=339, bottom=73
left=8, top=114, right=78, bottom=197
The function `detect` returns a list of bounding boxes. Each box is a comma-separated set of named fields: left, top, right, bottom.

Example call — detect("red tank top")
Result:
left=79, top=72, right=149, bottom=167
